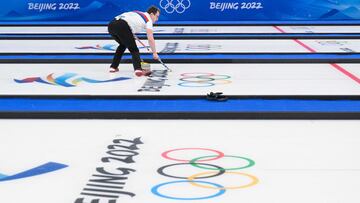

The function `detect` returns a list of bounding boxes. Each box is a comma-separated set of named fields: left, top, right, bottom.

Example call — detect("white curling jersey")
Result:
left=115, top=11, right=153, bottom=33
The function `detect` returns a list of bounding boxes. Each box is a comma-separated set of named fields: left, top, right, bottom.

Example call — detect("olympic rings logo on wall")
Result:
left=160, top=0, right=191, bottom=14
left=178, top=72, right=232, bottom=87
left=151, top=148, right=259, bottom=200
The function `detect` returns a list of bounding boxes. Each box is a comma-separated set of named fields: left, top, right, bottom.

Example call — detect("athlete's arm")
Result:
left=146, top=28, right=159, bottom=60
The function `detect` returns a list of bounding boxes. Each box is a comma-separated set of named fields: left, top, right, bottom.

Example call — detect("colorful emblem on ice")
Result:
left=76, top=44, right=117, bottom=51
left=152, top=148, right=258, bottom=200
left=178, top=72, right=232, bottom=87
left=75, top=44, right=151, bottom=51
left=14, top=73, right=131, bottom=87
left=0, top=162, right=68, bottom=182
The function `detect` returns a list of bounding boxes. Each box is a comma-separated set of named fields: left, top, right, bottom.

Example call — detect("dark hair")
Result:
left=147, top=5, right=160, bottom=15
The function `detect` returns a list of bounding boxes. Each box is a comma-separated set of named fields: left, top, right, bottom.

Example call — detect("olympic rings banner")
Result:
left=0, top=0, right=360, bottom=24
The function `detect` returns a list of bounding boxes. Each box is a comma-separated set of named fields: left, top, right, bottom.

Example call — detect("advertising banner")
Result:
left=0, top=0, right=359, bottom=24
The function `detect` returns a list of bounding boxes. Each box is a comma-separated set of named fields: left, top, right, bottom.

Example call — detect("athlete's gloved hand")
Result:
left=153, top=52, right=159, bottom=60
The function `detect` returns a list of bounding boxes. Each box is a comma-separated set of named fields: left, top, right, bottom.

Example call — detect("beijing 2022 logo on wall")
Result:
left=160, top=0, right=191, bottom=14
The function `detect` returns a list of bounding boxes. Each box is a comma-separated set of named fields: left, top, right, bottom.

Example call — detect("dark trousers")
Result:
left=108, top=19, right=141, bottom=70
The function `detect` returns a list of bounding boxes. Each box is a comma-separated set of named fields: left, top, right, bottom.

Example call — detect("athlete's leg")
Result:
left=108, top=20, right=127, bottom=72
left=110, top=35, right=126, bottom=70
